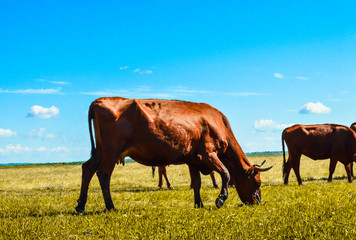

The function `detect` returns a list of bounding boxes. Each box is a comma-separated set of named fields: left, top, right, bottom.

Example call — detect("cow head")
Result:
left=235, top=160, right=272, bottom=205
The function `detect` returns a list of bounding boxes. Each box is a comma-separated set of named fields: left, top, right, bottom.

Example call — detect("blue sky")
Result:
left=1, top=1, right=355, bottom=163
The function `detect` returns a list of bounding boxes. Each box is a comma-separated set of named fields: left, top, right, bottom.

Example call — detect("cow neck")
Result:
left=227, top=137, right=252, bottom=172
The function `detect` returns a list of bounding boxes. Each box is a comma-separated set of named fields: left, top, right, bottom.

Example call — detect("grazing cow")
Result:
left=282, top=124, right=356, bottom=185
left=152, top=166, right=219, bottom=189
left=75, top=97, right=272, bottom=213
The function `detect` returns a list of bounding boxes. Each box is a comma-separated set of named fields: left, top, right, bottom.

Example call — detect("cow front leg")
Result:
left=209, top=171, right=219, bottom=189
left=188, top=165, right=203, bottom=208
left=158, top=166, right=164, bottom=189
left=96, top=165, right=115, bottom=211
left=159, top=166, right=173, bottom=189
left=204, top=152, right=230, bottom=208
left=76, top=157, right=99, bottom=213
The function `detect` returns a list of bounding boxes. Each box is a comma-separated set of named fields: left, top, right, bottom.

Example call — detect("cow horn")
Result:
left=259, top=160, right=266, bottom=167
left=253, top=165, right=273, bottom=172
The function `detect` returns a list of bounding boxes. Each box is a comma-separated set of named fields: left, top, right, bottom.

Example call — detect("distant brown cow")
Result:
left=351, top=122, right=356, bottom=132
left=282, top=124, right=356, bottom=185
left=152, top=166, right=219, bottom=189
left=349, top=122, right=356, bottom=177
left=75, top=97, right=272, bottom=213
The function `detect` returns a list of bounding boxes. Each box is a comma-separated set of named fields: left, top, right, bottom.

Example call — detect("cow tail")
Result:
left=282, top=131, right=286, bottom=169
left=88, top=103, right=96, bottom=158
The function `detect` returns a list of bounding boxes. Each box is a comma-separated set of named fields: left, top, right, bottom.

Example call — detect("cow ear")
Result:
left=245, top=167, right=256, bottom=176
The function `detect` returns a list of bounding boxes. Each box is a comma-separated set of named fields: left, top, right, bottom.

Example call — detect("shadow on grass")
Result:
left=303, top=175, right=349, bottom=182
left=111, top=187, right=179, bottom=193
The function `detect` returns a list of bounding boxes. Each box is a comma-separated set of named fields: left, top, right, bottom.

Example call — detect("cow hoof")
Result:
left=168, top=186, right=174, bottom=190
left=215, top=198, right=225, bottom=209
left=75, top=206, right=85, bottom=214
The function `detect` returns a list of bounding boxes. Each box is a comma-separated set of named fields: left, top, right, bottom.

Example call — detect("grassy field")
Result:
left=1, top=155, right=356, bottom=239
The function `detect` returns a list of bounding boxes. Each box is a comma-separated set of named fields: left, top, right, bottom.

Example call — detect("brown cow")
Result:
left=351, top=122, right=356, bottom=132
left=152, top=166, right=219, bottom=189
left=349, top=122, right=356, bottom=177
left=75, top=97, right=272, bottom=213
left=282, top=124, right=356, bottom=185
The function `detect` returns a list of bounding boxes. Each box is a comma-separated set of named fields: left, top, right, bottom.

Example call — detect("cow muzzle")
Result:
left=253, top=191, right=261, bottom=205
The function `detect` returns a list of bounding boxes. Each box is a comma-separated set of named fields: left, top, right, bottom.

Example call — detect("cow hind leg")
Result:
left=283, top=161, right=291, bottom=185
left=351, top=162, right=354, bottom=178
left=328, top=158, right=338, bottom=182
left=284, top=152, right=302, bottom=185
left=96, top=163, right=116, bottom=211
left=283, top=154, right=293, bottom=185
left=75, top=157, right=99, bottom=213
left=344, top=162, right=353, bottom=183
left=188, top=165, right=203, bottom=208
left=291, top=157, right=302, bottom=185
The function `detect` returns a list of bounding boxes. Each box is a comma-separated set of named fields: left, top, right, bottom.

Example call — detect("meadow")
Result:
left=1, top=155, right=356, bottom=239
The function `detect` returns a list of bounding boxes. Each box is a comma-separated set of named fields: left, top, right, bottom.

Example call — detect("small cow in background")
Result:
left=282, top=124, right=356, bottom=185
left=350, top=122, right=356, bottom=177
left=351, top=122, right=356, bottom=132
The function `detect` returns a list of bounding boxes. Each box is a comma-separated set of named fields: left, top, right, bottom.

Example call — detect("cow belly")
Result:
left=122, top=146, right=188, bottom=167
left=302, top=149, right=330, bottom=160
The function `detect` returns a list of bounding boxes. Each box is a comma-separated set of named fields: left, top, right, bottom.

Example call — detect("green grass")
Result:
left=1, top=155, right=356, bottom=239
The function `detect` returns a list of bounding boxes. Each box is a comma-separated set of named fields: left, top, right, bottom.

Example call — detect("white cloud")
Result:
left=222, top=92, right=267, bottom=97
left=0, top=145, right=90, bottom=163
left=133, top=68, right=153, bottom=74
left=274, top=73, right=284, bottom=79
left=37, top=79, right=70, bottom=85
left=0, top=129, right=17, bottom=138
left=172, top=87, right=267, bottom=97
left=27, top=105, right=60, bottom=119
left=296, top=76, right=308, bottom=80
left=0, top=88, right=62, bottom=94
left=80, top=86, right=268, bottom=99
left=299, top=102, right=331, bottom=114
left=120, top=66, right=129, bottom=70
left=49, top=81, right=70, bottom=85
left=0, top=144, right=32, bottom=156
left=80, top=89, right=173, bottom=98
left=254, top=119, right=290, bottom=132
left=0, top=144, right=78, bottom=156
left=35, top=146, right=69, bottom=152
left=26, top=128, right=55, bottom=139
left=173, top=87, right=214, bottom=95
left=80, top=90, right=130, bottom=96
